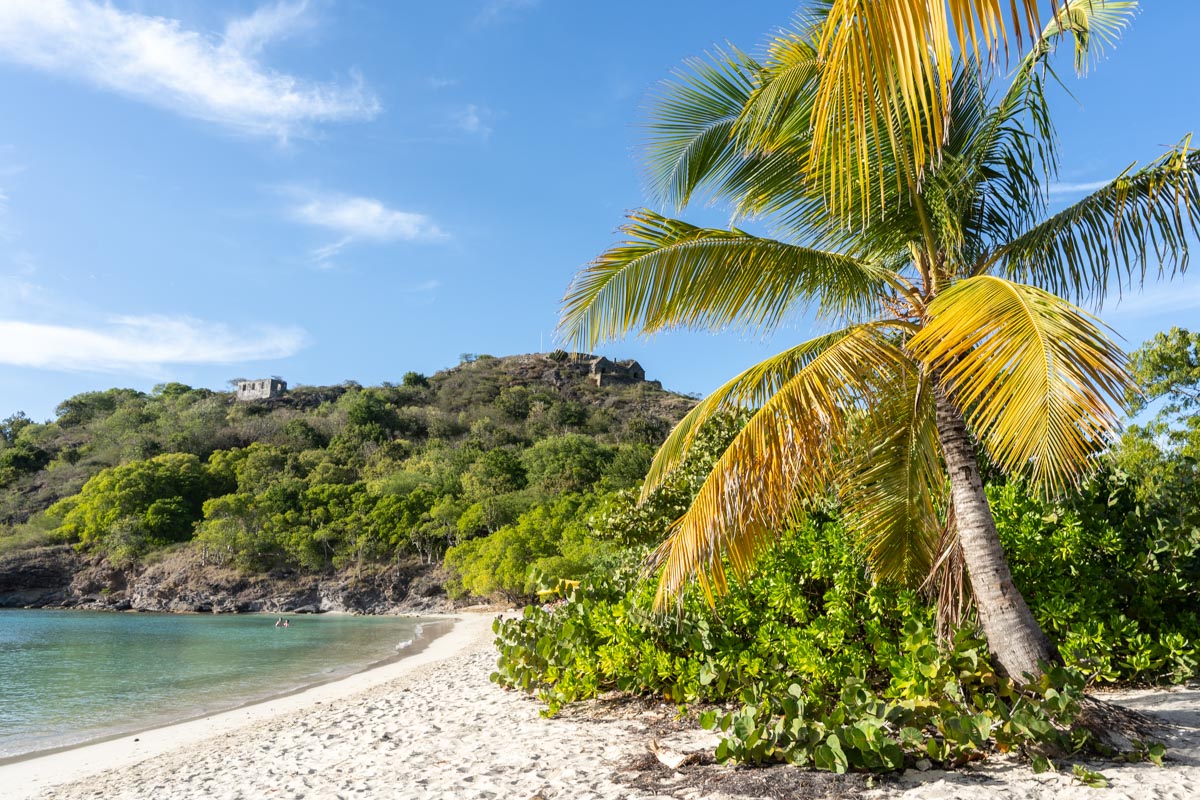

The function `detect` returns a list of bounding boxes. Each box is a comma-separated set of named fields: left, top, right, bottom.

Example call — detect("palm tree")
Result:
left=559, top=3, right=1199, bottom=680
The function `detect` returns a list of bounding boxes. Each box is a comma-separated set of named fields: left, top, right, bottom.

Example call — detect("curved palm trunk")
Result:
left=933, top=384, right=1057, bottom=681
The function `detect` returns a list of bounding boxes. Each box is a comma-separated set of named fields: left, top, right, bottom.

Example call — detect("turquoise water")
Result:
left=0, top=610, right=442, bottom=759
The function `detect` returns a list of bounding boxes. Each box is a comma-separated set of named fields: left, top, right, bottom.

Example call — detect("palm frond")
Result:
left=643, top=48, right=761, bottom=209
left=909, top=275, right=1133, bottom=493
left=1026, top=0, right=1137, bottom=75
left=987, top=143, right=1200, bottom=305
left=839, top=368, right=943, bottom=585
left=809, top=0, right=1045, bottom=219
left=733, top=22, right=821, bottom=156
left=649, top=325, right=908, bottom=606
left=959, top=1, right=1136, bottom=250
left=558, top=209, right=885, bottom=351
left=808, top=1, right=1136, bottom=222
left=641, top=322, right=902, bottom=500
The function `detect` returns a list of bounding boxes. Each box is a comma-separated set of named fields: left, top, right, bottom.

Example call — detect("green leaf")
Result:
left=1072, top=764, right=1109, bottom=788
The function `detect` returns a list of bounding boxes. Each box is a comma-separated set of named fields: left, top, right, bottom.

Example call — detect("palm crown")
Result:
left=559, top=1, right=1199, bottom=679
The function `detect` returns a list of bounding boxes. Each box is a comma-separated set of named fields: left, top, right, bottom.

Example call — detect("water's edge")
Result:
left=0, top=615, right=457, bottom=766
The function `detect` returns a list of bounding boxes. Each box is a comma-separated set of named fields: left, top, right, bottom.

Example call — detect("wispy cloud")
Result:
left=224, top=0, right=315, bottom=55
left=0, top=274, right=40, bottom=310
left=1047, top=179, right=1110, bottom=197
left=289, top=190, right=446, bottom=266
left=0, top=315, right=308, bottom=373
left=294, top=194, right=444, bottom=241
left=0, top=0, right=379, bottom=139
left=474, top=0, right=541, bottom=26
left=451, top=104, right=494, bottom=139
left=1102, top=281, right=1200, bottom=321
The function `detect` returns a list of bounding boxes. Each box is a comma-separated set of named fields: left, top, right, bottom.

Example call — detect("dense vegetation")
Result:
left=0, top=353, right=692, bottom=583
left=493, top=329, right=1199, bottom=778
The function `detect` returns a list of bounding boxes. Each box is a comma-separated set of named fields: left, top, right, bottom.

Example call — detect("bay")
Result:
left=0, top=609, right=442, bottom=759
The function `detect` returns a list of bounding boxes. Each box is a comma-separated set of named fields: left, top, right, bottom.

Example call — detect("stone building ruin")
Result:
left=236, top=377, right=287, bottom=401
left=589, top=357, right=646, bottom=387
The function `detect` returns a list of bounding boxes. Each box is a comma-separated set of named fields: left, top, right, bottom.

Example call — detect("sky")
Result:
left=0, top=0, right=1197, bottom=422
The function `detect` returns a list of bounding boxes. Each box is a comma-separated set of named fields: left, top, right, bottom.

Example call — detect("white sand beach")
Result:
left=2, top=612, right=1197, bottom=800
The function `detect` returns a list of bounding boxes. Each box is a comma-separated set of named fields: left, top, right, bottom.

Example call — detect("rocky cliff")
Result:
left=0, top=546, right=453, bottom=614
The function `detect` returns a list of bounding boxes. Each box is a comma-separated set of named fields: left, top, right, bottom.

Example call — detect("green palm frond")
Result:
left=644, top=48, right=760, bottom=209
left=558, top=210, right=885, bottom=351
left=839, top=368, right=944, bottom=585
left=909, top=275, right=1133, bottom=493
left=987, top=143, right=1200, bottom=305
left=733, top=22, right=820, bottom=155
left=650, top=325, right=907, bottom=606
left=1026, top=0, right=1137, bottom=75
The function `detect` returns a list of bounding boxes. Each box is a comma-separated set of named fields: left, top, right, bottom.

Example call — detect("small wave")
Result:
left=395, top=623, right=424, bottom=651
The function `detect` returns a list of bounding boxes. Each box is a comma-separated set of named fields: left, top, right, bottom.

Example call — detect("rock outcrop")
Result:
left=0, top=545, right=453, bottom=615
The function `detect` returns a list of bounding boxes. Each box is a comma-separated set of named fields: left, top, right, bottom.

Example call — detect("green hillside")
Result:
left=0, top=352, right=693, bottom=594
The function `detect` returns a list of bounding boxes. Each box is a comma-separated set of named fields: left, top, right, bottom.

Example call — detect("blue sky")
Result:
left=0, top=0, right=1196, bottom=421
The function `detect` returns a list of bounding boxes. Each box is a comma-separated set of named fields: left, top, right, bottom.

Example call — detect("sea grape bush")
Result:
left=492, top=521, right=1098, bottom=771
left=493, top=519, right=928, bottom=715
left=698, top=632, right=1090, bottom=771
left=991, top=456, right=1200, bottom=684
left=493, top=462, right=1198, bottom=772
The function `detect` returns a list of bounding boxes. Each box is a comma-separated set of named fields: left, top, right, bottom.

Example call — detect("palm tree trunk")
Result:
left=933, top=384, right=1057, bottom=681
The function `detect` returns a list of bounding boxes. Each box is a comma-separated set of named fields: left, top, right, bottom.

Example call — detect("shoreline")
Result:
left=0, top=613, right=455, bottom=767
left=0, top=611, right=496, bottom=800
left=4, top=610, right=1197, bottom=799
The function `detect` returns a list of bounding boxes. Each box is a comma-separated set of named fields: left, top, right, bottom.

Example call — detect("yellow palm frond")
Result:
left=650, top=325, right=908, bottom=607
left=908, top=275, right=1133, bottom=493
left=839, top=368, right=944, bottom=585
left=641, top=321, right=908, bottom=500
left=810, top=1, right=1136, bottom=220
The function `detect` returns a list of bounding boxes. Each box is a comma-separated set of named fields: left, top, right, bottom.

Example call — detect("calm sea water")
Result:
left=0, top=610, right=442, bottom=759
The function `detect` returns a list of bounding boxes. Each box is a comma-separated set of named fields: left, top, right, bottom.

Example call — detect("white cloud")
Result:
left=0, top=274, right=39, bottom=310
left=1047, top=179, right=1111, bottom=197
left=452, top=104, right=494, bottom=138
left=292, top=192, right=447, bottom=243
left=1103, top=281, right=1200, bottom=321
left=224, top=0, right=314, bottom=56
left=310, top=236, right=353, bottom=265
left=0, top=315, right=307, bottom=372
left=0, top=0, right=379, bottom=139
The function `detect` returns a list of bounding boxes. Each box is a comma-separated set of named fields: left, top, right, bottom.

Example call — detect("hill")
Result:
left=0, top=353, right=696, bottom=611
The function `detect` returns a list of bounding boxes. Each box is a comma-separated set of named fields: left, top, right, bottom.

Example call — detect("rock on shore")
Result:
left=0, top=545, right=453, bottom=614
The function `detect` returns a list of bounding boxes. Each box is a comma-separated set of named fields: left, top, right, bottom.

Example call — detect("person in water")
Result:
left=283, top=618, right=290, bottom=628
left=274, top=617, right=283, bottom=627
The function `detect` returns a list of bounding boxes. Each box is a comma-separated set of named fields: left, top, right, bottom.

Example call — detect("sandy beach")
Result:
left=2, top=612, right=1197, bottom=800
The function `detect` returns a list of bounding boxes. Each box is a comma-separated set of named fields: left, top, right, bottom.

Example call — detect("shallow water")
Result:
left=0, top=609, right=438, bottom=758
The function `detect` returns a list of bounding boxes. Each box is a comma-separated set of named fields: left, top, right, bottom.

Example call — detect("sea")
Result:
left=0, top=609, right=444, bottom=759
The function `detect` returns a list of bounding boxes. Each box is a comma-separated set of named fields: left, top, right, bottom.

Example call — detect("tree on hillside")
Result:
left=560, top=3, right=1199, bottom=680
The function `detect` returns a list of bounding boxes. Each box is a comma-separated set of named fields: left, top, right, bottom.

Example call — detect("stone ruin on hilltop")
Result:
left=235, top=377, right=287, bottom=401
left=585, top=356, right=646, bottom=387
